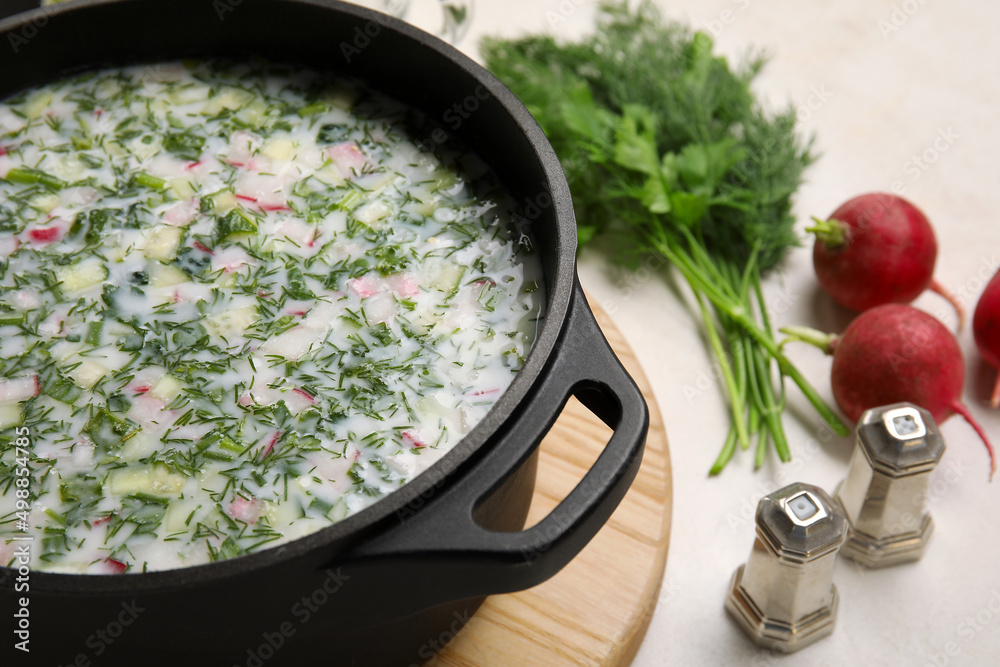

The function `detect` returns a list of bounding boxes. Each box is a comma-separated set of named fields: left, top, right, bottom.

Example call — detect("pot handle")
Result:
left=339, top=281, right=648, bottom=604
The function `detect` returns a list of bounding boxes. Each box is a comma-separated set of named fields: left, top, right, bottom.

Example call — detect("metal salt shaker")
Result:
left=726, top=482, right=848, bottom=653
left=835, top=402, right=945, bottom=568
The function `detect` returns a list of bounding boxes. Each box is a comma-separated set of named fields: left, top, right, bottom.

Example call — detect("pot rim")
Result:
left=0, top=0, right=579, bottom=591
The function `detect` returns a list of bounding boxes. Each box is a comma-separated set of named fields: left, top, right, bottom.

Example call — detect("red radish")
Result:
left=105, top=557, right=128, bottom=574
left=401, top=431, right=426, bottom=449
left=0, top=374, right=40, bottom=404
left=192, top=240, right=214, bottom=255
left=226, top=496, right=263, bottom=524
left=809, top=193, right=966, bottom=328
left=260, top=430, right=281, bottom=461
left=28, top=226, right=63, bottom=244
left=782, top=304, right=996, bottom=479
left=973, top=268, right=1000, bottom=407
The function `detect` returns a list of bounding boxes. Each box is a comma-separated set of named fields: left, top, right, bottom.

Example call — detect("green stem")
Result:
left=804, top=216, right=849, bottom=248
left=729, top=322, right=756, bottom=442
left=742, top=319, right=849, bottom=436
left=4, top=166, right=67, bottom=191
left=694, top=290, right=751, bottom=452
left=754, top=421, right=770, bottom=470
left=751, top=273, right=790, bottom=461
left=778, top=325, right=838, bottom=354
left=652, top=234, right=849, bottom=437
left=750, top=343, right=790, bottom=462
left=709, top=421, right=739, bottom=475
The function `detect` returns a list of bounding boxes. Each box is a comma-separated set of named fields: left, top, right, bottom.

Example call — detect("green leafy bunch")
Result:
left=483, top=1, right=848, bottom=472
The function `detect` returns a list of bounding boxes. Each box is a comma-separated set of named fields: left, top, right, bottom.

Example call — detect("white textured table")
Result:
left=407, top=0, right=1000, bottom=665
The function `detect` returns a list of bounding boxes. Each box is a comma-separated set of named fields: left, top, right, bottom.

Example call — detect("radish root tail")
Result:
left=930, top=279, right=967, bottom=331
left=950, top=401, right=996, bottom=481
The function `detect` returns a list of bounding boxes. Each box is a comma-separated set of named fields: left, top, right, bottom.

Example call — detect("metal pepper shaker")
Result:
left=835, top=402, right=945, bottom=568
left=726, top=482, right=848, bottom=653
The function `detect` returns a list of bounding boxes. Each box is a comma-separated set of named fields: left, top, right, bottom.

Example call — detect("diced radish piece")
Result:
left=402, top=431, right=426, bottom=448
left=127, top=394, right=172, bottom=432
left=38, top=313, right=63, bottom=337
left=348, top=274, right=383, bottom=299
left=104, top=558, right=128, bottom=574
left=235, top=171, right=291, bottom=212
left=327, top=141, right=370, bottom=178
left=272, top=217, right=316, bottom=247
left=386, top=273, right=420, bottom=298
left=364, top=292, right=397, bottom=324
left=91, top=515, right=112, bottom=527
left=468, top=388, right=500, bottom=397
left=260, top=202, right=292, bottom=212
left=227, top=496, right=263, bottom=524
left=28, top=225, right=63, bottom=244
left=0, top=235, right=20, bottom=257
left=256, top=301, right=340, bottom=362
left=185, top=161, right=202, bottom=171
left=0, top=146, right=6, bottom=156
left=260, top=430, right=281, bottom=461
left=292, top=388, right=315, bottom=402
left=9, top=288, right=42, bottom=311
left=193, top=240, right=214, bottom=255
left=284, top=387, right=316, bottom=414
left=0, top=375, right=40, bottom=404
left=164, top=199, right=200, bottom=226
left=226, top=130, right=264, bottom=169
left=212, top=246, right=252, bottom=274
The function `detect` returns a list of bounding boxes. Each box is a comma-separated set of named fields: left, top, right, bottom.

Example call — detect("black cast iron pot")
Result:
left=0, top=1, right=649, bottom=665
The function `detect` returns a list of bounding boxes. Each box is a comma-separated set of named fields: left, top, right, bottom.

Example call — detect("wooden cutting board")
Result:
left=434, top=303, right=673, bottom=666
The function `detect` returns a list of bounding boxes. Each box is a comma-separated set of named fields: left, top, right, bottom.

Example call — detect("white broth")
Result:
left=0, top=61, right=543, bottom=573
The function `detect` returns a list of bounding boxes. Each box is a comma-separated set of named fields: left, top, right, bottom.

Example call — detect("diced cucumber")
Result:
left=423, top=258, right=465, bottom=295
left=55, top=258, right=107, bottom=293
left=263, top=138, right=296, bottom=161
left=107, top=463, right=185, bottom=497
left=149, top=262, right=191, bottom=287
left=169, top=178, right=198, bottom=200
left=20, top=90, right=53, bottom=119
left=235, top=100, right=269, bottom=128
left=210, top=191, right=238, bottom=214
left=141, top=225, right=182, bottom=261
left=205, top=304, right=259, bottom=340
left=68, top=359, right=108, bottom=390
left=0, top=404, right=21, bottom=430
left=150, top=374, right=183, bottom=402
left=354, top=200, right=391, bottom=225
left=202, top=87, right=254, bottom=115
